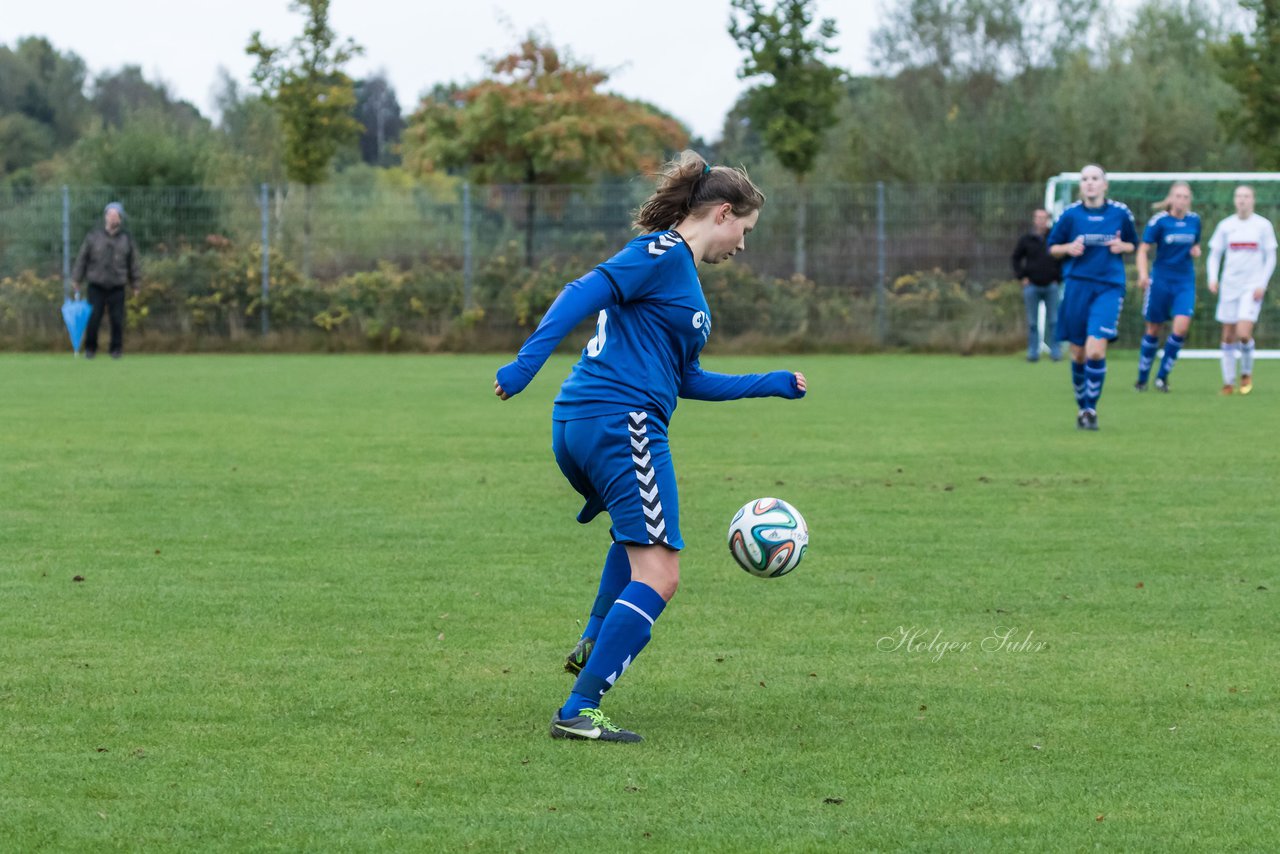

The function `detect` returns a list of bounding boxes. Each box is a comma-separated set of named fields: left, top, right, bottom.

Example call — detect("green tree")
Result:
left=846, top=0, right=1247, bottom=182
left=91, top=66, right=204, bottom=131
left=730, top=0, right=844, bottom=277
left=211, top=70, right=286, bottom=187
left=0, top=37, right=92, bottom=183
left=353, top=74, right=404, bottom=167
left=403, top=36, right=687, bottom=266
left=1214, top=0, right=1280, bottom=168
left=246, top=0, right=363, bottom=277
left=64, top=110, right=228, bottom=251
left=69, top=111, right=217, bottom=188
left=871, top=0, right=1105, bottom=78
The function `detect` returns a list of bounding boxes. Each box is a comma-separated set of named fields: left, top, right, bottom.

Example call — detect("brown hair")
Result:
left=1152, top=180, right=1192, bottom=212
left=633, top=150, right=765, bottom=232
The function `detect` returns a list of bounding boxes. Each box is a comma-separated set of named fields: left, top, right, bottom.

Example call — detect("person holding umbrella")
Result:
left=71, top=202, right=141, bottom=359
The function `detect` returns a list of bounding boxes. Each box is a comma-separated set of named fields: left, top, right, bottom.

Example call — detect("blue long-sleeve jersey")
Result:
left=1047, top=200, right=1138, bottom=288
left=1142, top=211, right=1201, bottom=285
left=495, top=230, right=802, bottom=424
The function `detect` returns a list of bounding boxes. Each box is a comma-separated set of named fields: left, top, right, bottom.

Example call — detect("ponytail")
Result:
left=1152, top=180, right=1192, bottom=213
left=633, top=150, right=765, bottom=232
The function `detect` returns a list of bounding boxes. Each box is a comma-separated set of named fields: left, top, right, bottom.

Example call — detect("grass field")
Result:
left=2, top=352, right=1277, bottom=851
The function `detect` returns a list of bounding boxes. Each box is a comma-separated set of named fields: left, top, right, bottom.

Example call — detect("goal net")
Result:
left=1043, top=172, right=1280, bottom=355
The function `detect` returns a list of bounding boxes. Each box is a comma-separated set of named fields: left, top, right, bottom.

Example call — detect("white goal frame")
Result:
left=1039, top=172, right=1280, bottom=359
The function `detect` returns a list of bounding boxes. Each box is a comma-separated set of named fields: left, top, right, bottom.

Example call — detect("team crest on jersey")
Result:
left=692, top=310, right=711, bottom=342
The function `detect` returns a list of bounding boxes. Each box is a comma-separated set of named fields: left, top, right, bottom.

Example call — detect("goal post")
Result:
left=1041, top=172, right=1280, bottom=355
left=1044, top=172, right=1280, bottom=218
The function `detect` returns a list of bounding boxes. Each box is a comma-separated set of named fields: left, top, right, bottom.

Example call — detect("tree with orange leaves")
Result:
left=403, top=36, right=688, bottom=265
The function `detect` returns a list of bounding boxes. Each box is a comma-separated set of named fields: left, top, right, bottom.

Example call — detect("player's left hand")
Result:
left=794, top=372, right=807, bottom=394
left=494, top=380, right=510, bottom=401
left=1255, top=288, right=1266, bottom=302
left=1190, top=245, right=1202, bottom=258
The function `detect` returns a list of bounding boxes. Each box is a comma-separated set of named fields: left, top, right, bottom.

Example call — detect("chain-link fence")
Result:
left=3, top=182, right=1278, bottom=351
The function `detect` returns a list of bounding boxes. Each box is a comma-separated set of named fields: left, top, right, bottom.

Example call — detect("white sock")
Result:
left=1221, top=343, right=1239, bottom=385
left=1241, top=339, right=1255, bottom=376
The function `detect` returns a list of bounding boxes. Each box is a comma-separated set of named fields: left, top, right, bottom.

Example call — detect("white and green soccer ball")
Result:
left=727, top=497, right=809, bottom=578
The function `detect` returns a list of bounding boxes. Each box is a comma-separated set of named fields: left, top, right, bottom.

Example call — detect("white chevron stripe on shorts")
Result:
left=627, top=411, right=667, bottom=544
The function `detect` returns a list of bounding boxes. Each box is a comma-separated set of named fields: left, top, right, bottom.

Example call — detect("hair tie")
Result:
left=703, top=164, right=712, bottom=175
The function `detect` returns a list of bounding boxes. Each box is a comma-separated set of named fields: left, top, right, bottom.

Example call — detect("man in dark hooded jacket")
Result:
left=72, top=201, right=141, bottom=359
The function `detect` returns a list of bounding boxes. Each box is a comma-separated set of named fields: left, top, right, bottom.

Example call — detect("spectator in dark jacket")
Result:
left=72, top=202, right=141, bottom=359
left=1011, top=208, right=1064, bottom=362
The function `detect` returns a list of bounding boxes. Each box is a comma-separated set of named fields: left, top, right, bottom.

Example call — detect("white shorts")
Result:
left=1216, top=288, right=1265, bottom=324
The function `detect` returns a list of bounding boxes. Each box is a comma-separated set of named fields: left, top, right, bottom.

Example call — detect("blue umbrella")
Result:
left=61, top=297, right=92, bottom=355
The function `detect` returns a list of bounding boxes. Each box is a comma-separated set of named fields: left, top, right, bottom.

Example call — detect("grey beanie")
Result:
left=104, top=201, right=125, bottom=217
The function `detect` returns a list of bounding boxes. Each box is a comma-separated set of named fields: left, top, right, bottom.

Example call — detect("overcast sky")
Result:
left=3, top=0, right=877, bottom=141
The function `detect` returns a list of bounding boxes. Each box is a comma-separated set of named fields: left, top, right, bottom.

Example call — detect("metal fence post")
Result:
left=462, top=181, right=473, bottom=311
left=260, top=183, right=270, bottom=336
left=875, top=181, right=887, bottom=346
left=62, top=185, right=71, bottom=300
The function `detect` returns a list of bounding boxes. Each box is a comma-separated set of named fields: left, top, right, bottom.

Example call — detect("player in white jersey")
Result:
left=1207, top=185, right=1277, bottom=394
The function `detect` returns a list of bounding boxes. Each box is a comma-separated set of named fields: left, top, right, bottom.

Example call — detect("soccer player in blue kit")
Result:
left=494, top=151, right=807, bottom=743
left=1134, top=181, right=1201, bottom=392
left=1048, top=164, right=1138, bottom=430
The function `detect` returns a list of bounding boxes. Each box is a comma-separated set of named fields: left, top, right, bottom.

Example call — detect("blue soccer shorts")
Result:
left=1058, top=278, right=1125, bottom=345
left=1144, top=278, right=1195, bottom=324
left=552, top=410, right=683, bottom=550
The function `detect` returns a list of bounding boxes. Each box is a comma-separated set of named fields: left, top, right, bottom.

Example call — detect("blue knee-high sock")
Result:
left=1158, top=334, right=1184, bottom=380
left=582, top=542, right=631, bottom=641
left=1071, top=361, right=1087, bottom=410
left=1137, top=334, right=1159, bottom=384
left=1084, top=358, right=1107, bottom=411
left=562, top=581, right=667, bottom=717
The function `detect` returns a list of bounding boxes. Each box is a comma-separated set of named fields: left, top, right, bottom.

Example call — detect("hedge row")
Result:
left=1, top=236, right=1027, bottom=353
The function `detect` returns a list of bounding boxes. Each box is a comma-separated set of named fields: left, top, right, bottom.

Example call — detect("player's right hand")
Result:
left=1138, top=275, right=1150, bottom=290
left=494, top=380, right=510, bottom=401
left=1208, top=281, right=1218, bottom=295
left=1066, top=237, right=1086, bottom=257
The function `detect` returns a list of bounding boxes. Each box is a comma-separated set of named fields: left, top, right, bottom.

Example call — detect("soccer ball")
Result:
left=727, top=497, right=809, bottom=578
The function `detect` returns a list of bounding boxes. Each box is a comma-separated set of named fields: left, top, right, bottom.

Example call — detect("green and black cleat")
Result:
left=564, top=636, right=595, bottom=676
left=550, top=707, right=643, bottom=743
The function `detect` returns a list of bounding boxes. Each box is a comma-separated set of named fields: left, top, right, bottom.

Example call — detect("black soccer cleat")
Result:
left=550, top=708, right=643, bottom=743
left=564, top=636, right=595, bottom=676
left=1154, top=377, right=1170, bottom=393
left=1134, top=381, right=1147, bottom=392
left=1083, top=410, right=1099, bottom=431
left=1076, top=412, right=1088, bottom=430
